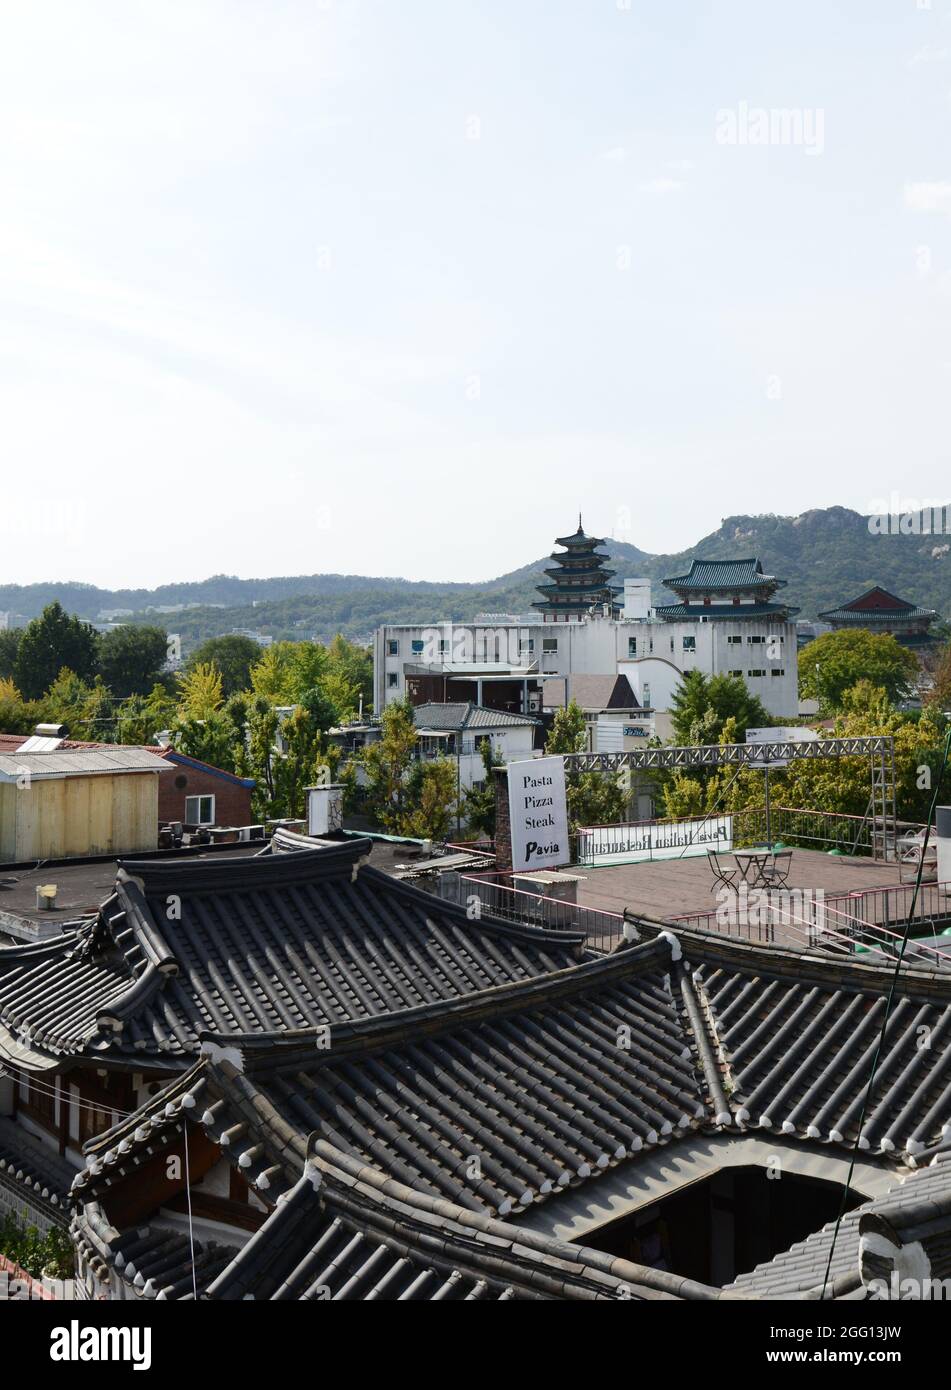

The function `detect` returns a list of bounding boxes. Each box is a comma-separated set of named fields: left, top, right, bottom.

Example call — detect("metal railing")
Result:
left=672, top=879, right=951, bottom=967
left=572, top=806, right=927, bottom=865
left=458, top=875, right=624, bottom=953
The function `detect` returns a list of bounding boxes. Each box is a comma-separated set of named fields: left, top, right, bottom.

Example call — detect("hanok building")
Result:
left=0, top=837, right=584, bottom=1238
left=532, top=517, right=622, bottom=621
left=64, top=911, right=951, bottom=1301
left=818, top=586, right=941, bottom=650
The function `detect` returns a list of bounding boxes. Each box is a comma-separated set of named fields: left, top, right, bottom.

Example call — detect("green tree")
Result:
left=114, top=684, right=178, bottom=746
left=13, top=602, right=100, bottom=699
left=0, top=629, right=21, bottom=679
left=98, top=624, right=169, bottom=698
left=362, top=698, right=418, bottom=831
left=544, top=699, right=627, bottom=836
left=927, top=641, right=951, bottom=714
left=402, top=757, right=458, bottom=840
left=799, top=629, right=919, bottom=713
left=186, top=635, right=263, bottom=697
left=462, top=738, right=500, bottom=838
left=670, top=670, right=772, bottom=745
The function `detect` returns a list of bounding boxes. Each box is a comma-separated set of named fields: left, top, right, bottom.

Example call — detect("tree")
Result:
left=670, top=670, right=771, bottom=745
left=185, top=636, right=263, bottom=698
left=98, top=625, right=169, bottom=698
left=114, top=684, right=178, bottom=746
left=13, top=602, right=100, bottom=699
left=544, top=699, right=627, bottom=836
left=927, top=641, right=951, bottom=714
left=177, top=662, right=224, bottom=720
left=462, top=739, right=500, bottom=838
left=362, top=698, right=418, bottom=832
left=401, top=758, right=458, bottom=841
left=799, top=629, right=919, bottom=713
left=0, top=629, right=21, bottom=680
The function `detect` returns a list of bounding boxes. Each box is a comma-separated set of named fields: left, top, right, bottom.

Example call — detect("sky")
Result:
left=2, top=0, right=950, bottom=589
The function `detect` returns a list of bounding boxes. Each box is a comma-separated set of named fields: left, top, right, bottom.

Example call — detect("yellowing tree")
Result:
left=177, top=662, right=223, bottom=720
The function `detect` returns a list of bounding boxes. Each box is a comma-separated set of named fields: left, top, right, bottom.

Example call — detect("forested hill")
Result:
left=2, top=506, right=949, bottom=647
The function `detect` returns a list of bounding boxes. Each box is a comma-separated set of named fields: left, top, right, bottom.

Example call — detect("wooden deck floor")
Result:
left=574, top=848, right=903, bottom=922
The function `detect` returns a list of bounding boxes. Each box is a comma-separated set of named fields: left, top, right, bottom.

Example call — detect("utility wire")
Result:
left=820, top=724, right=951, bottom=1299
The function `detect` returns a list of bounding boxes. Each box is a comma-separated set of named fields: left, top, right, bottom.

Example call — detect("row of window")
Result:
left=729, top=669, right=786, bottom=678
left=386, top=637, right=561, bottom=658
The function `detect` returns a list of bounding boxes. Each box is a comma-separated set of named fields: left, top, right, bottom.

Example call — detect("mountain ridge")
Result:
left=2, top=506, right=949, bottom=648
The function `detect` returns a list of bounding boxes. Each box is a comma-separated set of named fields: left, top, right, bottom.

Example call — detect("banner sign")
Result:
left=507, top=756, right=570, bottom=872
left=576, top=814, right=733, bottom=866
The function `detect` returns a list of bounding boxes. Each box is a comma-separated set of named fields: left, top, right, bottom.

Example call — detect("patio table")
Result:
left=732, top=849, right=775, bottom=888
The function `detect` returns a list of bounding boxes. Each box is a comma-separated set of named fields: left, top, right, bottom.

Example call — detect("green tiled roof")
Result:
left=662, top=558, right=785, bottom=591
left=654, top=601, right=799, bottom=621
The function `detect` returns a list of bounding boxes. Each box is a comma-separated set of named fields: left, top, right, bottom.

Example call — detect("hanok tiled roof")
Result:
left=412, top=702, right=537, bottom=732
left=70, top=1054, right=712, bottom=1302
left=693, top=944, right=951, bottom=1157
left=73, top=1200, right=239, bottom=1300
left=0, top=838, right=583, bottom=1067
left=726, top=1152, right=951, bottom=1299
left=67, top=920, right=951, bottom=1301
left=662, top=558, right=785, bottom=591
left=0, top=1115, right=74, bottom=1220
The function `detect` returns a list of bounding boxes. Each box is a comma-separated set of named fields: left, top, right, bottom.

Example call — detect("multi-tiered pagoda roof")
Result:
left=655, top=557, right=799, bottom=622
left=532, top=517, right=622, bottom=620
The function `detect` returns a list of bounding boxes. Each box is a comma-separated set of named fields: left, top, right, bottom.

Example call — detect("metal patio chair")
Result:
left=759, top=849, right=793, bottom=888
left=707, top=848, right=738, bottom=893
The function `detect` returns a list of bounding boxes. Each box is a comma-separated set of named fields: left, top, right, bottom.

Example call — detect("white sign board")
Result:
left=746, top=726, right=818, bottom=768
left=577, top=815, right=732, bottom=866
left=507, top=756, right=570, bottom=872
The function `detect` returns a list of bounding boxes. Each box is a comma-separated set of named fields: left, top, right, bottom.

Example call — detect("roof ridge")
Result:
left=197, top=934, right=675, bottom=1072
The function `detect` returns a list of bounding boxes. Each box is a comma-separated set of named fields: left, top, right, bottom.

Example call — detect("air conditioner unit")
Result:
left=527, top=693, right=542, bottom=713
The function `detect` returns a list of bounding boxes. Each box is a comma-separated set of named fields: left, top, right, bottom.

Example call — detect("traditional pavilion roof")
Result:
left=0, top=837, right=584, bottom=1070
left=818, top=585, right=939, bottom=627
left=662, top=558, right=786, bottom=593
left=652, top=601, right=800, bottom=622
left=66, top=918, right=951, bottom=1300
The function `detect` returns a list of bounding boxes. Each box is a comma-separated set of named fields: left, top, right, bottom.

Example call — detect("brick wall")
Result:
left=493, top=767, right=512, bottom=871
left=159, top=765, right=253, bottom=828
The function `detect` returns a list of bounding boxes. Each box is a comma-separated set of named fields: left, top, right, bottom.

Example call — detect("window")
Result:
left=520, top=639, right=535, bottom=653
left=748, top=634, right=765, bottom=644
left=727, top=635, right=742, bottom=645
left=543, top=637, right=558, bottom=653
left=185, top=794, right=216, bottom=826
left=387, top=672, right=399, bottom=688
left=411, top=639, right=424, bottom=654
left=628, top=637, right=637, bottom=657
left=729, top=669, right=743, bottom=678
left=682, top=636, right=696, bottom=651
left=438, top=639, right=450, bottom=655
left=387, top=639, right=399, bottom=656
left=747, top=669, right=766, bottom=679
left=642, top=684, right=651, bottom=706
left=771, top=668, right=785, bottom=677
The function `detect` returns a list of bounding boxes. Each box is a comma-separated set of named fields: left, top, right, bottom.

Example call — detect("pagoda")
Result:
left=818, top=586, right=939, bottom=648
left=655, top=557, right=799, bottom=622
left=533, top=517, right=622, bottom=621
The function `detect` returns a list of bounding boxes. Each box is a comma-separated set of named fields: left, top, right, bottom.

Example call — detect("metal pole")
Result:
left=765, top=763, right=772, bottom=849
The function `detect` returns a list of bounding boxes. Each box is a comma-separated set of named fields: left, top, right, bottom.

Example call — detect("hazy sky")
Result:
left=2, top=1, right=950, bottom=589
